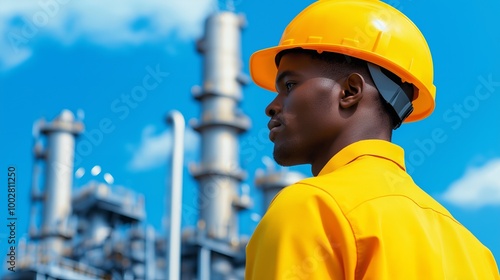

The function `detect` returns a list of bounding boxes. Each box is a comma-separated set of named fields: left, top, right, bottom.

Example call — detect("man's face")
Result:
left=266, top=52, right=343, bottom=167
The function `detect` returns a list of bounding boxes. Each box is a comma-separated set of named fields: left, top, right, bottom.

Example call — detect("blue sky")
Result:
left=1, top=0, right=499, bottom=273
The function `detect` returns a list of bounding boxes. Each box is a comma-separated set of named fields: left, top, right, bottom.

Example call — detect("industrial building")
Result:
left=2, top=9, right=304, bottom=280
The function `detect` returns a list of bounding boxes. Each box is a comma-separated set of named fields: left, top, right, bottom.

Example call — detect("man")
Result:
left=245, top=0, right=500, bottom=279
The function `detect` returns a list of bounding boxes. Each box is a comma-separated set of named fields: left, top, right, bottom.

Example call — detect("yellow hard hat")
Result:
left=250, top=0, right=436, bottom=122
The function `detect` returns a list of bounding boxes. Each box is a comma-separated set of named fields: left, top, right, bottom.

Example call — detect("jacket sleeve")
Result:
left=245, top=183, right=357, bottom=280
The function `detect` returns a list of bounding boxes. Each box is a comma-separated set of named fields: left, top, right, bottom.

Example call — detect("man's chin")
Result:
left=273, top=150, right=302, bottom=167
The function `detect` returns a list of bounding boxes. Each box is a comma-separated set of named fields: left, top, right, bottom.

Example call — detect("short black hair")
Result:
left=275, top=48, right=367, bottom=78
left=275, top=48, right=413, bottom=129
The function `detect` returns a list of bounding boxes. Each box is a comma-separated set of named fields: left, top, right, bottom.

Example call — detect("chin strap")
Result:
left=367, top=63, right=414, bottom=129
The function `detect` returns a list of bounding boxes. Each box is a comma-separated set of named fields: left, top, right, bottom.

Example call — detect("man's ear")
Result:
left=340, top=73, right=364, bottom=109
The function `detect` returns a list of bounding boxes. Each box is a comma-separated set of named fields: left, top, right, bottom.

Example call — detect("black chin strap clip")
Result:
left=367, top=63, right=414, bottom=129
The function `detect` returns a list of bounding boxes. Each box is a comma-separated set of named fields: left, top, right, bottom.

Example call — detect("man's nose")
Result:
left=265, top=95, right=282, bottom=117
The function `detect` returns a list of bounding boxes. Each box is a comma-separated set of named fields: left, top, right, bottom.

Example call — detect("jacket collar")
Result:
left=318, top=139, right=406, bottom=176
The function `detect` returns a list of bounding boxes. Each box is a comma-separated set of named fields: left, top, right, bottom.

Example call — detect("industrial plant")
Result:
left=3, top=9, right=304, bottom=280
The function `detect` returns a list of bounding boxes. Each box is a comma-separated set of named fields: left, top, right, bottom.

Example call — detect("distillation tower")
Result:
left=32, top=110, right=83, bottom=258
left=183, top=11, right=252, bottom=279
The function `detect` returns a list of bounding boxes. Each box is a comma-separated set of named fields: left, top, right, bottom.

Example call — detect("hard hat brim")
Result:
left=250, top=44, right=435, bottom=123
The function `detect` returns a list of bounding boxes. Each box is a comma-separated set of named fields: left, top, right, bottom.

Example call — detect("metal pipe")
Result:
left=198, top=246, right=211, bottom=280
left=166, top=110, right=185, bottom=280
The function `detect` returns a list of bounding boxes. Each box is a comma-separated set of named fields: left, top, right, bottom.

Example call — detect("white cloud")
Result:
left=0, top=0, right=217, bottom=70
left=441, top=158, right=500, bottom=208
left=128, top=124, right=199, bottom=171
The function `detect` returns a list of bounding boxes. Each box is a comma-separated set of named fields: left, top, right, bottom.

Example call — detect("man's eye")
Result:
left=285, top=82, right=295, bottom=91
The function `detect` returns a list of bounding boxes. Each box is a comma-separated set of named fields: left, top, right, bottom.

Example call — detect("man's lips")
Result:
left=268, top=119, right=282, bottom=142
left=268, top=119, right=282, bottom=130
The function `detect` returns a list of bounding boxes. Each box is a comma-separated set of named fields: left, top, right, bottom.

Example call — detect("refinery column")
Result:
left=190, top=10, right=250, bottom=277
left=38, top=110, right=83, bottom=256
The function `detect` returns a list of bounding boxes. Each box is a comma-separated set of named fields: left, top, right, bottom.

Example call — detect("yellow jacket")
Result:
left=246, top=140, right=499, bottom=279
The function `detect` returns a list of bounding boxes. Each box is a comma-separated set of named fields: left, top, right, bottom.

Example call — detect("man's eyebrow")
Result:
left=275, top=70, right=298, bottom=86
